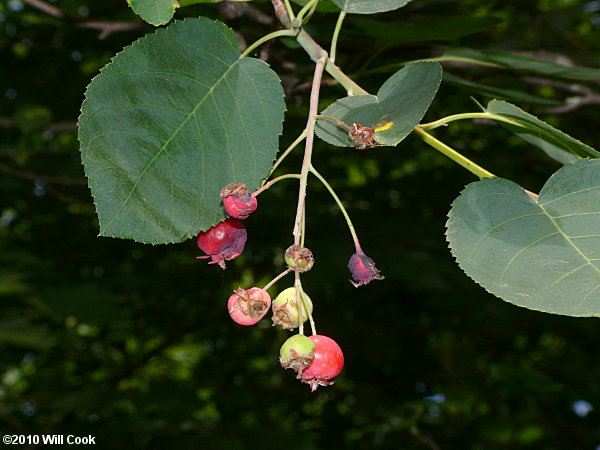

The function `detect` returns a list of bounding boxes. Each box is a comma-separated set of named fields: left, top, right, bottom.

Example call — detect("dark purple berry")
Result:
left=347, top=251, right=384, bottom=287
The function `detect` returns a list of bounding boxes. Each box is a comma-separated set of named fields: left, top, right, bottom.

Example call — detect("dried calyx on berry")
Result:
left=197, top=218, right=247, bottom=269
left=301, top=335, right=344, bottom=391
left=347, top=251, right=384, bottom=287
left=284, top=245, right=314, bottom=273
left=279, top=334, right=315, bottom=375
left=228, top=287, right=271, bottom=326
left=220, top=183, right=258, bottom=220
left=272, top=287, right=313, bottom=330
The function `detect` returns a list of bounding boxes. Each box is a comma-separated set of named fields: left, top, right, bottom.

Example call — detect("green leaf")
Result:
left=128, top=0, right=180, bottom=26
left=447, top=159, right=600, bottom=317
left=332, top=0, right=413, bottom=14
left=443, top=73, right=560, bottom=106
left=442, top=48, right=600, bottom=80
left=352, top=15, right=501, bottom=45
left=486, top=100, right=600, bottom=164
left=315, top=62, right=442, bottom=147
left=78, top=18, right=285, bottom=244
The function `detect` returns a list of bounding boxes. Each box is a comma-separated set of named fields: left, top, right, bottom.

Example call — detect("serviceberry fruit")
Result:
left=228, top=287, right=271, bottom=326
left=301, top=335, right=344, bottom=391
left=284, top=245, right=314, bottom=273
left=220, top=183, right=258, bottom=220
left=347, top=251, right=384, bottom=287
left=197, top=218, right=247, bottom=269
left=272, top=287, right=313, bottom=330
left=279, top=334, right=315, bottom=374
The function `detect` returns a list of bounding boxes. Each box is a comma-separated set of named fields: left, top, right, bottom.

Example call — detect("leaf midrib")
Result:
left=104, top=58, right=241, bottom=230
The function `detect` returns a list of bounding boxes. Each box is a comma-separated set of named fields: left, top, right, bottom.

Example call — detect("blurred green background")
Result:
left=1, top=0, right=600, bottom=448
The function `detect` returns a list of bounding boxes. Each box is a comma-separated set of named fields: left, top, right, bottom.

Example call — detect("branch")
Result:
left=23, top=0, right=65, bottom=19
left=271, top=0, right=292, bottom=28
left=76, top=21, right=147, bottom=40
left=523, top=76, right=600, bottom=113
left=0, top=162, right=87, bottom=186
left=0, top=117, right=77, bottom=133
left=293, top=51, right=327, bottom=245
left=218, top=1, right=273, bottom=25
left=44, top=184, right=93, bottom=208
left=23, top=0, right=148, bottom=39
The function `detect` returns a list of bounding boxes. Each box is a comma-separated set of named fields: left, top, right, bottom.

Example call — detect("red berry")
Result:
left=228, top=287, right=271, bottom=326
left=347, top=251, right=384, bottom=287
left=301, top=335, right=344, bottom=391
left=220, top=183, right=258, bottom=220
left=197, top=218, right=247, bottom=269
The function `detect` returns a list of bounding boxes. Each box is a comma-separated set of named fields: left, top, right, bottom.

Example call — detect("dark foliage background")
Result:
left=1, top=0, right=600, bottom=448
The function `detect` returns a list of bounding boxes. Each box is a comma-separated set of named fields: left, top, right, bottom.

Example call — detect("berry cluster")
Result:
left=195, top=180, right=382, bottom=390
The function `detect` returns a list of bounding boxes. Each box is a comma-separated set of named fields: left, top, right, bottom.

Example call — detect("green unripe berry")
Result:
left=284, top=245, right=314, bottom=273
left=279, top=334, right=315, bottom=375
left=272, top=287, right=313, bottom=330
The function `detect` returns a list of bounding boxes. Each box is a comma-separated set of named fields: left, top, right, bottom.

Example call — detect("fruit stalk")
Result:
left=263, top=268, right=292, bottom=291
left=253, top=173, right=302, bottom=197
left=309, top=166, right=363, bottom=253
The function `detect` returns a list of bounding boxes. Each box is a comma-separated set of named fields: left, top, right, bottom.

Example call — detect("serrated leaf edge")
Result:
left=78, top=17, right=285, bottom=245
left=445, top=165, right=600, bottom=318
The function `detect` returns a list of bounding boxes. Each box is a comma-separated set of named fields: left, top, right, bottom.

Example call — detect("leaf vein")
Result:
left=105, top=58, right=241, bottom=229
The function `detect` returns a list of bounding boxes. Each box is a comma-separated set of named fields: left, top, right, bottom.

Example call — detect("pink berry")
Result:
left=347, top=251, right=384, bottom=287
left=220, top=183, right=258, bottom=220
left=301, top=335, right=344, bottom=391
left=197, top=218, right=247, bottom=269
left=228, top=287, right=271, bottom=326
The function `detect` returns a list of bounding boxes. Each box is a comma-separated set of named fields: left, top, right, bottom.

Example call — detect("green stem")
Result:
left=241, top=29, right=298, bottom=58
left=293, top=51, right=328, bottom=246
left=267, top=0, right=366, bottom=95
left=263, top=268, right=292, bottom=291
left=413, top=126, right=495, bottom=179
left=420, top=112, right=526, bottom=131
left=253, top=173, right=302, bottom=197
left=296, top=29, right=368, bottom=96
left=295, top=272, right=304, bottom=335
left=266, top=130, right=307, bottom=182
left=282, top=0, right=296, bottom=21
left=330, top=11, right=346, bottom=64
left=303, top=0, right=319, bottom=24
left=309, top=166, right=362, bottom=252
left=315, top=114, right=351, bottom=131
left=295, top=0, right=318, bottom=26
left=300, top=284, right=316, bottom=335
